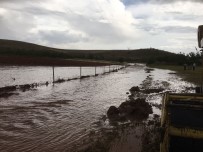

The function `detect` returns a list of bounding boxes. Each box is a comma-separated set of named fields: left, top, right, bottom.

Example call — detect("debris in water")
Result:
left=107, top=98, right=153, bottom=122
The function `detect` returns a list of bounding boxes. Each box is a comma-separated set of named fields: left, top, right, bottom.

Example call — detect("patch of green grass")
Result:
left=149, top=64, right=203, bottom=85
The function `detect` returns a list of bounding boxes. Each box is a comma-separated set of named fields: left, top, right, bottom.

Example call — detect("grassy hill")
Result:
left=0, top=39, right=185, bottom=64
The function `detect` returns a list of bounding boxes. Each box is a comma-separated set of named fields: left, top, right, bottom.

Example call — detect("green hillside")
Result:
left=0, top=39, right=186, bottom=64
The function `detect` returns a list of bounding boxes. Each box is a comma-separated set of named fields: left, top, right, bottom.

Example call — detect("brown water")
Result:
left=0, top=66, right=120, bottom=87
left=0, top=64, right=194, bottom=152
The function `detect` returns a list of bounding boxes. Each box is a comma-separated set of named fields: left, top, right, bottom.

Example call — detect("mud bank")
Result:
left=79, top=76, right=162, bottom=152
left=107, top=98, right=153, bottom=121
left=79, top=67, right=195, bottom=152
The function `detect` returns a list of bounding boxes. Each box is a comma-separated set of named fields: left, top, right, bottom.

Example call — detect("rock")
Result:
left=80, top=75, right=91, bottom=79
left=148, top=120, right=154, bottom=126
left=0, top=86, right=16, bottom=92
left=128, top=94, right=134, bottom=100
left=107, top=98, right=153, bottom=122
left=70, top=78, right=78, bottom=80
left=0, top=92, right=19, bottom=98
left=143, top=88, right=164, bottom=94
left=31, top=83, right=37, bottom=88
left=145, top=68, right=154, bottom=73
left=168, top=72, right=176, bottom=74
left=107, top=106, right=119, bottom=117
left=130, top=86, right=140, bottom=92
left=119, top=98, right=153, bottom=120
left=19, top=84, right=31, bottom=92
left=54, top=78, right=66, bottom=83
left=153, top=114, right=159, bottom=119
left=119, top=101, right=135, bottom=114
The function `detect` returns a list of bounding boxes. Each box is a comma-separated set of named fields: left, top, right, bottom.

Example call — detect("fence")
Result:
left=0, top=64, right=129, bottom=96
left=52, top=65, right=126, bottom=84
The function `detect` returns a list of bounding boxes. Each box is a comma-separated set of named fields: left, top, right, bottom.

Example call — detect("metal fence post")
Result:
left=53, top=66, right=55, bottom=85
left=80, top=66, right=82, bottom=78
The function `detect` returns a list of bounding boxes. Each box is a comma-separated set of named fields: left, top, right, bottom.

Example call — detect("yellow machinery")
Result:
left=160, top=25, right=203, bottom=152
left=160, top=93, right=203, bottom=152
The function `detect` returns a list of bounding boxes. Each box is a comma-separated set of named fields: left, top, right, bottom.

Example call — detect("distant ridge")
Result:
left=0, top=39, right=58, bottom=52
left=0, top=39, right=184, bottom=64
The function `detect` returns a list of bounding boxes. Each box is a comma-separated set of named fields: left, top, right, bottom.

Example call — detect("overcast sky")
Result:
left=0, top=0, right=203, bottom=53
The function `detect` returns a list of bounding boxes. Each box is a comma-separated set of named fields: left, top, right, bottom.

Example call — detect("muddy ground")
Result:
left=75, top=68, right=166, bottom=152
left=77, top=67, right=195, bottom=152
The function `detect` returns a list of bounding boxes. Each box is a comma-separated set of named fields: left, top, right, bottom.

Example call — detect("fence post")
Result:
left=53, top=66, right=55, bottom=85
left=80, top=67, right=82, bottom=78
left=109, top=65, right=110, bottom=72
left=95, top=66, right=97, bottom=76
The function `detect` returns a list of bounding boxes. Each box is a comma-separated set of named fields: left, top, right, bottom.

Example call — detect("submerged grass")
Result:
left=149, top=64, right=203, bottom=85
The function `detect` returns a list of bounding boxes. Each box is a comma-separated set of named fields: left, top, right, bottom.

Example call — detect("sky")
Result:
left=0, top=0, right=203, bottom=53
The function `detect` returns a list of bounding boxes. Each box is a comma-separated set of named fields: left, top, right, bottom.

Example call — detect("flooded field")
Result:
left=0, top=65, right=121, bottom=87
left=0, top=64, right=195, bottom=152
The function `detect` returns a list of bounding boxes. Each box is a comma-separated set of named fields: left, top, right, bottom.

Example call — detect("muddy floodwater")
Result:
left=0, top=64, right=195, bottom=152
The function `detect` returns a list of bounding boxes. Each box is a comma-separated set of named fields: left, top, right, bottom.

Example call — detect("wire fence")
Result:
left=0, top=65, right=127, bottom=88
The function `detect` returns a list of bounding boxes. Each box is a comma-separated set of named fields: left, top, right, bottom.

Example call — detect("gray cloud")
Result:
left=0, top=0, right=44, bottom=3
left=137, top=23, right=159, bottom=34
left=23, top=7, right=64, bottom=16
left=0, top=8, right=36, bottom=41
left=66, top=14, right=129, bottom=43
left=0, top=0, right=135, bottom=48
left=162, top=26, right=196, bottom=33
left=122, top=0, right=203, bottom=5
left=121, top=0, right=149, bottom=5
left=0, top=1, right=142, bottom=47
left=166, top=12, right=202, bottom=21
left=152, top=0, right=203, bottom=3
left=137, top=22, right=196, bottom=35
left=40, top=30, right=89, bottom=44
